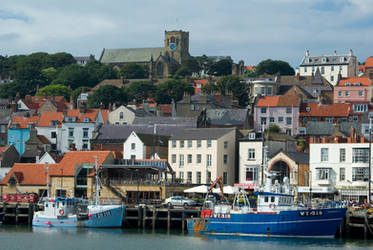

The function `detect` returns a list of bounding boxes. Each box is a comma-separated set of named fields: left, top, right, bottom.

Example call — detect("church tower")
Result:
left=164, top=30, right=190, bottom=65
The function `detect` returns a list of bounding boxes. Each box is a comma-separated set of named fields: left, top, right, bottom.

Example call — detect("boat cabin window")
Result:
left=264, top=197, right=268, bottom=202
left=45, top=204, right=48, bottom=208
left=57, top=203, right=59, bottom=208
left=271, top=197, right=275, bottom=202
left=52, top=203, right=55, bottom=208
left=62, top=202, right=65, bottom=206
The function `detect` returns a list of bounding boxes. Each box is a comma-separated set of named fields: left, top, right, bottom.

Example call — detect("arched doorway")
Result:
left=270, top=160, right=291, bottom=183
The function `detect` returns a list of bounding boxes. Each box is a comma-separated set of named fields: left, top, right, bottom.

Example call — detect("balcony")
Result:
left=315, top=178, right=333, bottom=186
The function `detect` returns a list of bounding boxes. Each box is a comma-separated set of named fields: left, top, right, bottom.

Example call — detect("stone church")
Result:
left=99, top=30, right=190, bottom=77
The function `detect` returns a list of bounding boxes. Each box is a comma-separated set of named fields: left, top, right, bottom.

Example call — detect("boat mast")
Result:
left=94, top=156, right=99, bottom=205
left=44, top=164, right=50, bottom=197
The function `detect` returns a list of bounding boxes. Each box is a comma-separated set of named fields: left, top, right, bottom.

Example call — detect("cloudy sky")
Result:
left=1, top=0, right=372, bottom=67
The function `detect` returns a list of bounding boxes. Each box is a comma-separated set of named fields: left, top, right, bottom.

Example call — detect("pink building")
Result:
left=334, top=76, right=373, bottom=104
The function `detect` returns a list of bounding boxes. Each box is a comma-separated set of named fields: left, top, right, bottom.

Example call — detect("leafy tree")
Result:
left=209, top=59, right=232, bottom=76
left=174, top=65, right=191, bottom=78
left=255, top=59, right=295, bottom=76
left=0, top=81, right=32, bottom=98
left=85, top=61, right=118, bottom=84
left=195, top=55, right=213, bottom=75
left=127, top=81, right=156, bottom=103
left=48, top=52, right=75, bottom=68
left=53, top=64, right=91, bottom=89
left=36, top=84, right=70, bottom=99
left=201, top=82, right=218, bottom=95
left=217, top=75, right=249, bottom=106
left=155, top=79, right=194, bottom=104
left=88, top=85, right=127, bottom=108
left=181, top=57, right=200, bottom=75
left=120, top=63, right=148, bottom=79
left=41, top=67, right=58, bottom=85
left=269, top=124, right=280, bottom=133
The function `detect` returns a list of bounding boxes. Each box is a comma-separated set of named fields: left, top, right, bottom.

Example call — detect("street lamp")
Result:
left=309, top=170, right=312, bottom=205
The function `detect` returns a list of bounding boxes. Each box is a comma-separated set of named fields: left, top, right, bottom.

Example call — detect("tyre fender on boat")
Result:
left=59, top=208, right=64, bottom=216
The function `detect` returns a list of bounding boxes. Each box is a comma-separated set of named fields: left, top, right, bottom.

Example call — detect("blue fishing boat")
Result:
left=33, top=157, right=124, bottom=228
left=188, top=174, right=347, bottom=238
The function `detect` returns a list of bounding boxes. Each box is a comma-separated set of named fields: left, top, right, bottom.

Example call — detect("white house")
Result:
left=60, top=108, right=106, bottom=153
left=168, top=128, right=236, bottom=185
left=298, top=50, right=358, bottom=86
left=309, top=137, right=372, bottom=202
left=35, top=112, right=64, bottom=152
left=123, top=131, right=169, bottom=160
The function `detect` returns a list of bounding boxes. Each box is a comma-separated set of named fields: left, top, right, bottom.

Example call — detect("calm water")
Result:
left=0, top=226, right=372, bottom=250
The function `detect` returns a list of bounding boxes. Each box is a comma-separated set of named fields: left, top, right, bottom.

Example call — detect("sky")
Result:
left=1, top=0, right=373, bottom=68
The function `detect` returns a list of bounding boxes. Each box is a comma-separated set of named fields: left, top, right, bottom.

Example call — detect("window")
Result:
left=345, top=91, right=349, bottom=97
left=207, top=171, right=211, bottom=183
left=196, top=172, right=201, bottom=184
left=180, top=140, right=184, bottom=148
left=321, top=148, right=329, bottom=162
left=268, top=86, right=273, bottom=96
left=179, top=172, right=184, bottom=183
left=223, top=172, right=228, bottom=185
left=260, top=86, right=266, bottom=95
left=254, top=87, right=259, bottom=95
left=119, top=112, right=124, bottom=119
left=187, top=154, right=192, bottom=164
left=269, top=117, right=275, bottom=123
left=338, top=91, right=342, bottom=97
left=340, top=168, right=345, bottom=181
left=131, top=155, right=136, bottom=160
left=207, top=154, right=212, bottom=167
left=51, top=131, right=56, bottom=139
left=331, top=66, right=334, bottom=71
left=261, top=107, right=267, bottom=114
left=358, top=90, right=364, bottom=97
left=172, top=140, right=176, bottom=148
left=340, top=148, right=346, bottom=162
left=321, top=66, right=325, bottom=74
left=286, top=107, right=292, bottom=114
left=207, top=140, right=212, bottom=148
left=304, top=67, right=307, bottom=73
left=224, top=141, right=228, bottom=149
left=278, top=117, right=283, bottom=123
left=179, top=154, right=184, bottom=167
left=188, top=140, right=192, bottom=148
left=317, top=168, right=330, bottom=180
left=68, top=128, right=74, bottom=137
left=172, top=154, right=176, bottom=164
left=245, top=166, right=258, bottom=181
left=223, top=155, right=228, bottom=164
left=187, top=172, right=192, bottom=183
left=353, top=104, right=368, bottom=112
left=331, top=75, right=334, bottom=82
left=352, top=148, right=369, bottom=163
left=197, top=140, right=201, bottom=147
left=190, top=104, right=195, bottom=111
left=261, top=117, right=267, bottom=125
left=56, top=189, right=67, bottom=197
left=83, top=128, right=89, bottom=138
left=352, top=167, right=369, bottom=181
left=326, top=117, right=333, bottom=123
left=197, top=154, right=201, bottom=163
left=286, top=117, right=292, bottom=125
left=248, top=148, right=255, bottom=160
left=0, top=125, right=5, bottom=133
left=131, top=143, right=136, bottom=150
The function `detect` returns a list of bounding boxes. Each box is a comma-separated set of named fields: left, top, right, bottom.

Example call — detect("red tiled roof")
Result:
left=37, top=112, right=64, bottom=127
left=256, top=96, right=301, bottom=107
left=193, top=79, right=209, bottom=94
left=0, top=146, right=6, bottom=155
left=299, top=103, right=351, bottom=117
left=337, top=77, right=372, bottom=86
left=10, top=116, right=39, bottom=129
left=53, top=151, right=112, bottom=176
left=245, top=65, right=256, bottom=71
left=66, top=109, right=99, bottom=123
left=365, top=57, right=373, bottom=68
left=0, top=163, right=59, bottom=185
left=100, top=109, right=109, bottom=124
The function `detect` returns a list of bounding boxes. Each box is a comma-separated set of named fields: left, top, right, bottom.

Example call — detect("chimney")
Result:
left=69, top=96, right=74, bottom=110
left=350, top=127, right=355, bottom=142
left=334, top=50, right=337, bottom=56
left=311, top=71, right=314, bottom=80
left=360, top=136, right=365, bottom=143
left=296, top=72, right=300, bottom=81
left=334, top=137, right=339, bottom=143
left=321, top=137, right=327, bottom=143
left=368, top=70, right=373, bottom=80
left=309, top=137, right=314, bottom=143
left=306, top=50, right=310, bottom=57
left=16, top=92, right=20, bottom=102
left=183, top=92, right=191, bottom=103
left=108, top=103, right=112, bottom=111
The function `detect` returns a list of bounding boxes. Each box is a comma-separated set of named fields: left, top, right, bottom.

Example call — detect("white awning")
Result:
left=183, top=185, right=209, bottom=194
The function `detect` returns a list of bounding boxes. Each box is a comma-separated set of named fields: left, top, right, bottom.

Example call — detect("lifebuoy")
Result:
left=269, top=204, right=276, bottom=209
left=59, top=209, right=65, bottom=216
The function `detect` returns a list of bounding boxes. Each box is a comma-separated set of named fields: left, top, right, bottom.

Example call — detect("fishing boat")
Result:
left=187, top=173, right=347, bottom=238
left=32, top=157, right=124, bottom=228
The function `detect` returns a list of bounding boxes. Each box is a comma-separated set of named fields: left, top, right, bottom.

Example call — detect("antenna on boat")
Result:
left=44, top=164, right=50, bottom=198
left=94, top=156, right=99, bottom=206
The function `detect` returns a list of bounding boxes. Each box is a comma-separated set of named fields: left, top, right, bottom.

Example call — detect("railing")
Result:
left=107, top=179, right=171, bottom=186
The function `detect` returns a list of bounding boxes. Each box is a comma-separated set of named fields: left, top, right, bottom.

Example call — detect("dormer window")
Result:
left=340, top=57, right=345, bottom=63
left=119, top=112, right=124, bottom=119
left=345, top=82, right=352, bottom=86
left=322, top=57, right=327, bottom=63
left=83, top=118, right=90, bottom=123
left=353, top=82, right=361, bottom=86
left=305, top=58, right=310, bottom=63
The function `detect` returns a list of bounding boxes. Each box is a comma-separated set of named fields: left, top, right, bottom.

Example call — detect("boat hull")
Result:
left=188, top=207, right=347, bottom=238
left=33, top=205, right=124, bottom=228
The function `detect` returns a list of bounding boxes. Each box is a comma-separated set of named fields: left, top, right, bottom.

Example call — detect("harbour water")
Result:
left=0, top=226, right=372, bottom=250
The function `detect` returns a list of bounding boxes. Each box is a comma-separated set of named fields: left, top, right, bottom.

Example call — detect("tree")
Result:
left=155, top=79, right=194, bottom=104
left=195, top=55, right=213, bottom=75
left=0, top=81, right=32, bottom=98
left=41, top=67, right=58, bottom=85
left=71, top=86, right=91, bottom=102
left=269, top=124, right=280, bottom=133
left=255, top=59, right=295, bottom=76
left=127, top=81, right=156, bottom=103
left=209, top=59, right=232, bottom=76
left=88, top=85, right=127, bottom=108
left=201, top=82, right=218, bottom=95
left=36, top=84, right=70, bottom=99
left=217, top=75, right=249, bottom=106
left=85, top=61, right=118, bottom=85
left=53, top=64, right=91, bottom=89
left=48, top=52, right=75, bottom=68
left=120, top=63, right=148, bottom=79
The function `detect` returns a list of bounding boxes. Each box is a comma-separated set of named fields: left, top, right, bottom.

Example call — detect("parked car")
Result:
left=163, top=196, right=196, bottom=207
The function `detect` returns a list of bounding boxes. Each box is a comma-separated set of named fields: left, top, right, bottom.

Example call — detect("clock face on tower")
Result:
left=169, top=43, right=177, bottom=52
